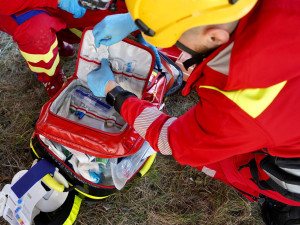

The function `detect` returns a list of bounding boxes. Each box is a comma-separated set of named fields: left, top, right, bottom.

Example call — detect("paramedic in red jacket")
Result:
left=0, top=0, right=127, bottom=97
left=88, top=0, right=300, bottom=224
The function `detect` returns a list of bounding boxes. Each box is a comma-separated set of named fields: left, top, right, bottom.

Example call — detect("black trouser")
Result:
left=261, top=196, right=300, bottom=225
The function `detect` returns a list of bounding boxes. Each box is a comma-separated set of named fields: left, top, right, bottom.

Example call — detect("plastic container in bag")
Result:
left=71, top=86, right=111, bottom=114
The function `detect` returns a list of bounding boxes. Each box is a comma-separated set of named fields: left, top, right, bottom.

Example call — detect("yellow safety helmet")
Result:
left=126, top=0, right=258, bottom=48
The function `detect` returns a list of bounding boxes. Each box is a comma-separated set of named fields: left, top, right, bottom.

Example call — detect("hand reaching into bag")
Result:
left=137, top=33, right=162, bottom=70
left=93, top=13, right=138, bottom=47
left=58, top=0, right=86, bottom=18
left=87, top=58, right=116, bottom=97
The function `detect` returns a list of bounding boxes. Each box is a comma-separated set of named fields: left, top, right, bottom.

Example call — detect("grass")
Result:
left=0, top=31, right=263, bottom=225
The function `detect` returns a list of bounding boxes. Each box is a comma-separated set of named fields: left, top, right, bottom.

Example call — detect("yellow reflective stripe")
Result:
left=30, top=133, right=40, bottom=159
left=28, top=53, right=60, bottom=76
left=69, top=28, right=82, bottom=38
left=200, top=81, right=287, bottom=118
left=63, top=195, right=82, bottom=225
left=74, top=188, right=110, bottom=200
left=42, top=174, right=65, bottom=192
left=139, top=153, right=156, bottom=176
left=20, top=38, right=58, bottom=64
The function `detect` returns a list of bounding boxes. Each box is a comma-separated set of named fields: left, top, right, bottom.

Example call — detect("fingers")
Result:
left=93, top=31, right=106, bottom=48
left=74, top=8, right=86, bottom=18
left=101, top=58, right=109, bottom=66
left=93, top=30, right=114, bottom=47
left=99, top=38, right=115, bottom=46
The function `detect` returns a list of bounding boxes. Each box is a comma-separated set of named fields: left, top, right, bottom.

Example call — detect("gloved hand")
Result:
left=87, top=58, right=114, bottom=97
left=93, top=13, right=138, bottom=47
left=58, top=0, right=86, bottom=18
left=137, top=33, right=162, bottom=70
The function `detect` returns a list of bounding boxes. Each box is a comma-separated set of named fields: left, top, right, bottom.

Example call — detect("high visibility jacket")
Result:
left=119, top=0, right=300, bottom=205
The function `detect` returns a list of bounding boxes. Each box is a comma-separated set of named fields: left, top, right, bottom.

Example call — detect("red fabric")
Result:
left=121, top=97, right=154, bottom=126
left=12, top=13, right=65, bottom=53
left=199, top=153, right=300, bottom=206
left=119, top=0, right=300, bottom=204
left=0, top=0, right=57, bottom=15
left=0, top=1, right=128, bottom=80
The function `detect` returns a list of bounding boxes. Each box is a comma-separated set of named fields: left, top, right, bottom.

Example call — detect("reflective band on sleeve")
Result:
left=133, top=107, right=163, bottom=138
left=157, top=117, right=176, bottom=155
left=20, top=38, right=58, bottom=64
left=69, top=28, right=83, bottom=38
left=28, top=53, right=60, bottom=76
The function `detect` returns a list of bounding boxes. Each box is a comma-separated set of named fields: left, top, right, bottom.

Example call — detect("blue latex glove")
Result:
left=137, top=33, right=162, bottom=70
left=93, top=13, right=138, bottom=47
left=58, top=0, right=86, bottom=18
left=87, top=58, right=114, bottom=97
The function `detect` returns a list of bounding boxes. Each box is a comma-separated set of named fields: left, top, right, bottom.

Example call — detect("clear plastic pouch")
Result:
left=110, top=141, right=155, bottom=190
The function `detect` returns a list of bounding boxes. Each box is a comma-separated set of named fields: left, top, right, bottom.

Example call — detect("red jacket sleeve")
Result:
left=0, top=0, right=58, bottom=15
left=121, top=88, right=272, bottom=167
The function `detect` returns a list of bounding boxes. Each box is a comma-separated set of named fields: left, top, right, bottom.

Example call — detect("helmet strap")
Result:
left=182, top=54, right=207, bottom=71
left=175, top=41, right=213, bottom=70
left=175, top=41, right=199, bottom=57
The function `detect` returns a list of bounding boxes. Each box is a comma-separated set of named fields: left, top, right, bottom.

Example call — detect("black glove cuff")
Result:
left=115, top=91, right=137, bottom=114
left=106, top=86, right=137, bottom=114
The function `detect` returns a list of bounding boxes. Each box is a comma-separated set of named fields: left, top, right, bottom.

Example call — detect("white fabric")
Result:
left=133, top=107, right=163, bottom=138
left=207, top=42, right=233, bottom=76
left=78, top=162, right=101, bottom=183
left=39, top=135, right=66, bottom=160
left=157, top=117, right=176, bottom=155
left=202, top=166, right=216, bottom=178
left=265, top=171, right=300, bottom=194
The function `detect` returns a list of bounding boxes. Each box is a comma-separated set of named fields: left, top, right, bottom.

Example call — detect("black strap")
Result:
left=182, top=54, right=207, bottom=71
left=175, top=41, right=213, bottom=70
left=249, top=158, right=300, bottom=202
left=34, top=191, right=81, bottom=225
left=175, top=41, right=198, bottom=56
left=249, top=158, right=271, bottom=190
